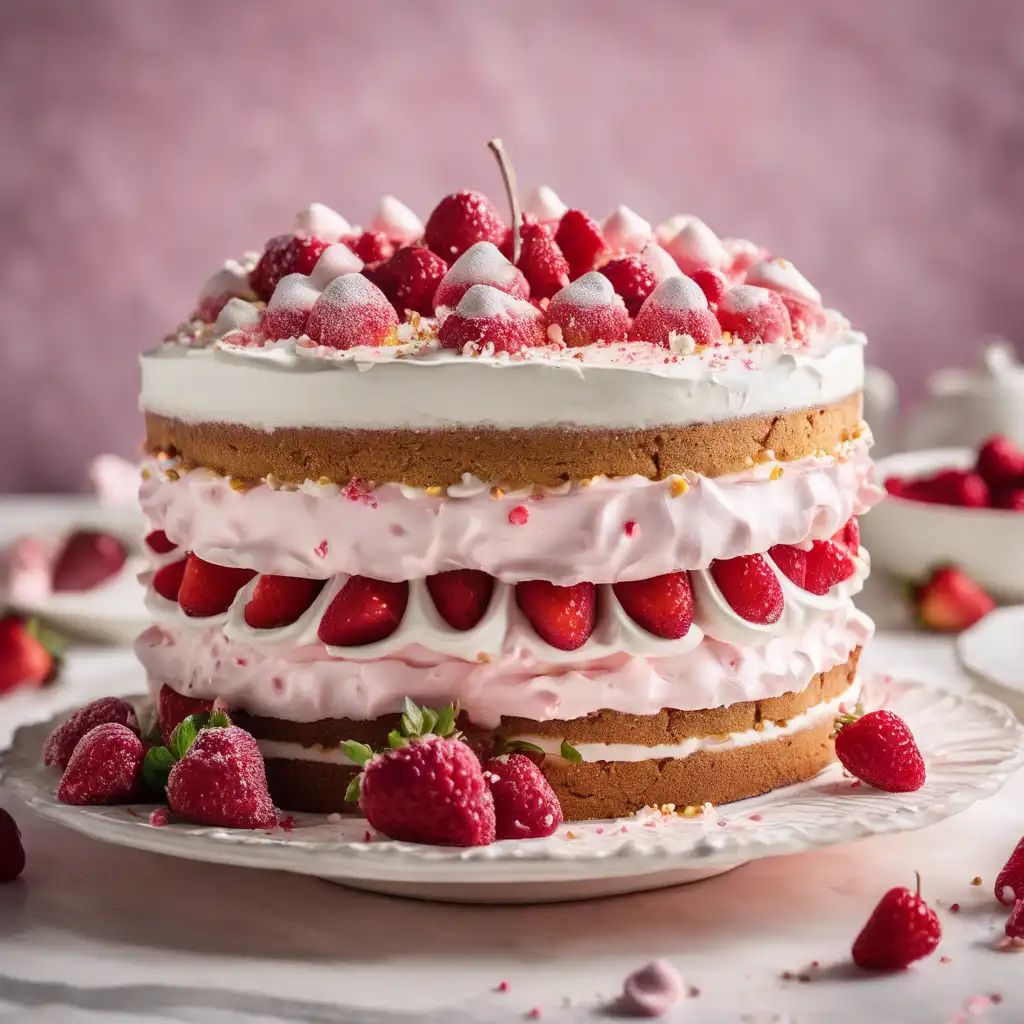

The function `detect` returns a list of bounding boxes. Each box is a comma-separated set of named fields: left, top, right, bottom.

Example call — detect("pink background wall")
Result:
left=1, top=0, right=1022, bottom=492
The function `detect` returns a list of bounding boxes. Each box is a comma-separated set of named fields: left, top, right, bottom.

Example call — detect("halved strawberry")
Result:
left=515, top=580, right=596, bottom=651
left=768, top=544, right=807, bottom=589
left=426, top=570, right=495, bottom=631
left=244, top=576, right=326, bottom=630
left=915, top=567, right=995, bottom=632
left=145, top=529, right=177, bottom=555
left=709, top=555, right=783, bottom=624
left=832, top=516, right=860, bottom=556
left=177, top=554, right=256, bottom=618
left=612, top=571, right=693, bottom=639
left=317, top=576, right=409, bottom=646
left=152, top=558, right=188, bottom=602
left=157, top=684, right=213, bottom=745
left=803, top=540, right=856, bottom=595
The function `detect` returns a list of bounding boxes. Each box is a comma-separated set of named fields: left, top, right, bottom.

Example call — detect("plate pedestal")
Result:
left=324, top=862, right=744, bottom=904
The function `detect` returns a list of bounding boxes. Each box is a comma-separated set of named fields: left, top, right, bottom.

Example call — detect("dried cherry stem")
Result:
left=488, top=138, right=521, bottom=264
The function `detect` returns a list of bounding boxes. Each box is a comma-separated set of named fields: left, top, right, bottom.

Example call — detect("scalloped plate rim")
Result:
left=2, top=678, right=1022, bottom=884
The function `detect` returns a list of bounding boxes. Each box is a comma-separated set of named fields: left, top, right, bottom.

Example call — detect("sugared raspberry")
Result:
left=689, top=268, right=729, bottom=307
left=744, top=258, right=825, bottom=339
left=631, top=275, right=722, bottom=349
left=424, top=190, right=506, bottom=260
left=544, top=272, right=629, bottom=346
left=516, top=219, right=571, bottom=300
left=433, top=241, right=529, bottom=313
left=305, top=274, right=399, bottom=348
left=343, top=231, right=395, bottom=264
left=483, top=753, right=563, bottom=840
left=369, top=245, right=449, bottom=317
left=44, top=697, right=140, bottom=769
left=600, top=255, right=657, bottom=317
left=250, top=235, right=330, bottom=302
left=437, top=285, right=546, bottom=355
left=716, top=285, right=793, bottom=344
left=57, top=723, right=145, bottom=806
left=260, top=274, right=320, bottom=341
left=555, top=209, right=609, bottom=279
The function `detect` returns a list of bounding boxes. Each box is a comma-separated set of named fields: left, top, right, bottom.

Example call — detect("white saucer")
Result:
left=958, top=605, right=1024, bottom=694
left=3, top=676, right=1022, bottom=904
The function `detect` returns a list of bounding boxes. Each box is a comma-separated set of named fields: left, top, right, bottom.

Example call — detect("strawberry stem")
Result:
left=915, top=870, right=922, bottom=898
left=487, top=138, right=521, bottom=264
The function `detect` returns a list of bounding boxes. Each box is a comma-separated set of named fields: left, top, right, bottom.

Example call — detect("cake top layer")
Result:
left=144, top=186, right=866, bottom=431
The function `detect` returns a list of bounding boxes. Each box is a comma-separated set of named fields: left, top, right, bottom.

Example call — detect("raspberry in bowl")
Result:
left=861, top=437, right=1024, bottom=601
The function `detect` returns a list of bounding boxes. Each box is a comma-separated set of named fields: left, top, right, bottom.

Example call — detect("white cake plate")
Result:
left=3, top=677, right=1022, bottom=904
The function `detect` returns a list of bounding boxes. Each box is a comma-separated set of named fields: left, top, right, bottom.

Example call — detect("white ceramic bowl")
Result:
left=860, top=447, right=1024, bottom=600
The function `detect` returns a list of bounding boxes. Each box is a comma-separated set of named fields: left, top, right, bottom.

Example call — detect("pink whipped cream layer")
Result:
left=137, top=604, right=872, bottom=727
left=139, top=437, right=880, bottom=584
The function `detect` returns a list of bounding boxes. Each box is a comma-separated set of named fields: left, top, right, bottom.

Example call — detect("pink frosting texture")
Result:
left=139, top=437, right=881, bottom=584
left=136, top=604, right=872, bottom=727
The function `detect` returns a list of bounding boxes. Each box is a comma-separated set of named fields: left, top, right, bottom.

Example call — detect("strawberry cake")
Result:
left=135, top=178, right=881, bottom=822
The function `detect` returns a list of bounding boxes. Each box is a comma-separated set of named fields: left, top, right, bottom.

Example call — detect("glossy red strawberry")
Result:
left=599, top=255, right=657, bottom=317
left=424, top=191, right=506, bottom=260
left=250, top=235, right=330, bottom=302
left=177, top=554, right=256, bottom=618
left=555, top=209, right=608, bottom=279
left=0, top=808, right=25, bottom=883
left=483, top=753, right=563, bottom=840
left=144, top=529, right=178, bottom=555
left=244, top=575, right=326, bottom=629
left=915, top=567, right=994, bottom=632
left=157, top=685, right=212, bottom=745
left=317, top=576, right=409, bottom=646
left=167, top=725, right=276, bottom=829
left=975, top=435, right=1024, bottom=488
left=852, top=877, right=941, bottom=970
left=426, top=570, right=495, bottom=631
left=152, top=558, right=188, bottom=602
left=57, top=723, right=145, bottom=806
left=44, top=697, right=140, bottom=769
left=803, top=539, right=856, bottom=595
left=51, top=530, right=127, bottom=592
left=516, top=218, right=570, bottom=300
left=0, top=616, right=62, bottom=695
left=515, top=580, right=596, bottom=651
left=834, top=709, right=926, bottom=792
left=995, top=837, right=1024, bottom=906
left=709, top=555, right=784, bottom=624
left=768, top=544, right=807, bottom=588
left=612, top=571, right=693, bottom=639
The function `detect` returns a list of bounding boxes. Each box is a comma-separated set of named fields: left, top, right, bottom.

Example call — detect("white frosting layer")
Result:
left=138, top=328, right=865, bottom=431
left=511, top=677, right=860, bottom=763
left=136, top=603, right=873, bottom=726
left=139, top=437, right=880, bottom=584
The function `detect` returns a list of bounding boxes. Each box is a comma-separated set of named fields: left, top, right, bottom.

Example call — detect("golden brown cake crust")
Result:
left=144, top=392, right=862, bottom=488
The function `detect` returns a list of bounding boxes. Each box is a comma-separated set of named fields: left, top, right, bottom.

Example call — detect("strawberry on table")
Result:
left=0, top=615, right=65, bottom=696
left=57, top=723, right=145, bottom=805
left=914, top=567, right=994, bottom=632
left=995, top=836, right=1024, bottom=906
left=482, top=753, right=563, bottom=840
left=834, top=708, right=926, bottom=792
left=343, top=699, right=496, bottom=847
left=43, top=696, right=140, bottom=769
left=1006, top=898, right=1024, bottom=940
left=852, top=874, right=941, bottom=970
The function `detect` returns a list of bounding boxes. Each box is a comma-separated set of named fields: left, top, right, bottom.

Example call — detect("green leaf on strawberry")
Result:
left=142, top=709, right=233, bottom=796
left=342, top=740, right=375, bottom=766
left=142, top=745, right=177, bottom=792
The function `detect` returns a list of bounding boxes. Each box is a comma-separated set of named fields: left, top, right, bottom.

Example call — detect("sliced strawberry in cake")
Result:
left=515, top=580, right=597, bottom=651
left=631, top=275, right=722, bottom=348
left=613, top=571, right=693, bottom=639
left=716, top=285, right=792, bottom=344
left=831, top=516, right=860, bottom=556
left=177, top=554, right=257, bottom=618
left=144, top=530, right=178, bottom=555
left=433, top=241, right=529, bottom=313
left=244, top=576, right=326, bottom=630
left=152, top=558, right=188, bottom=602
left=157, top=684, right=213, bottom=744
left=662, top=217, right=729, bottom=277
left=437, top=284, right=546, bottom=355
left=304, top=274, right=399, bottom=349
left=317, top=576, right=409, bottom=646
left=709, top=554, right=784, bottom=624
left=770, top=540, right=855, bottom=595
left=545, top=272, right=630, bottom=346
left=426, top=570, right=495, bottom=631
left=260, top=274, right=320, bottom=341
